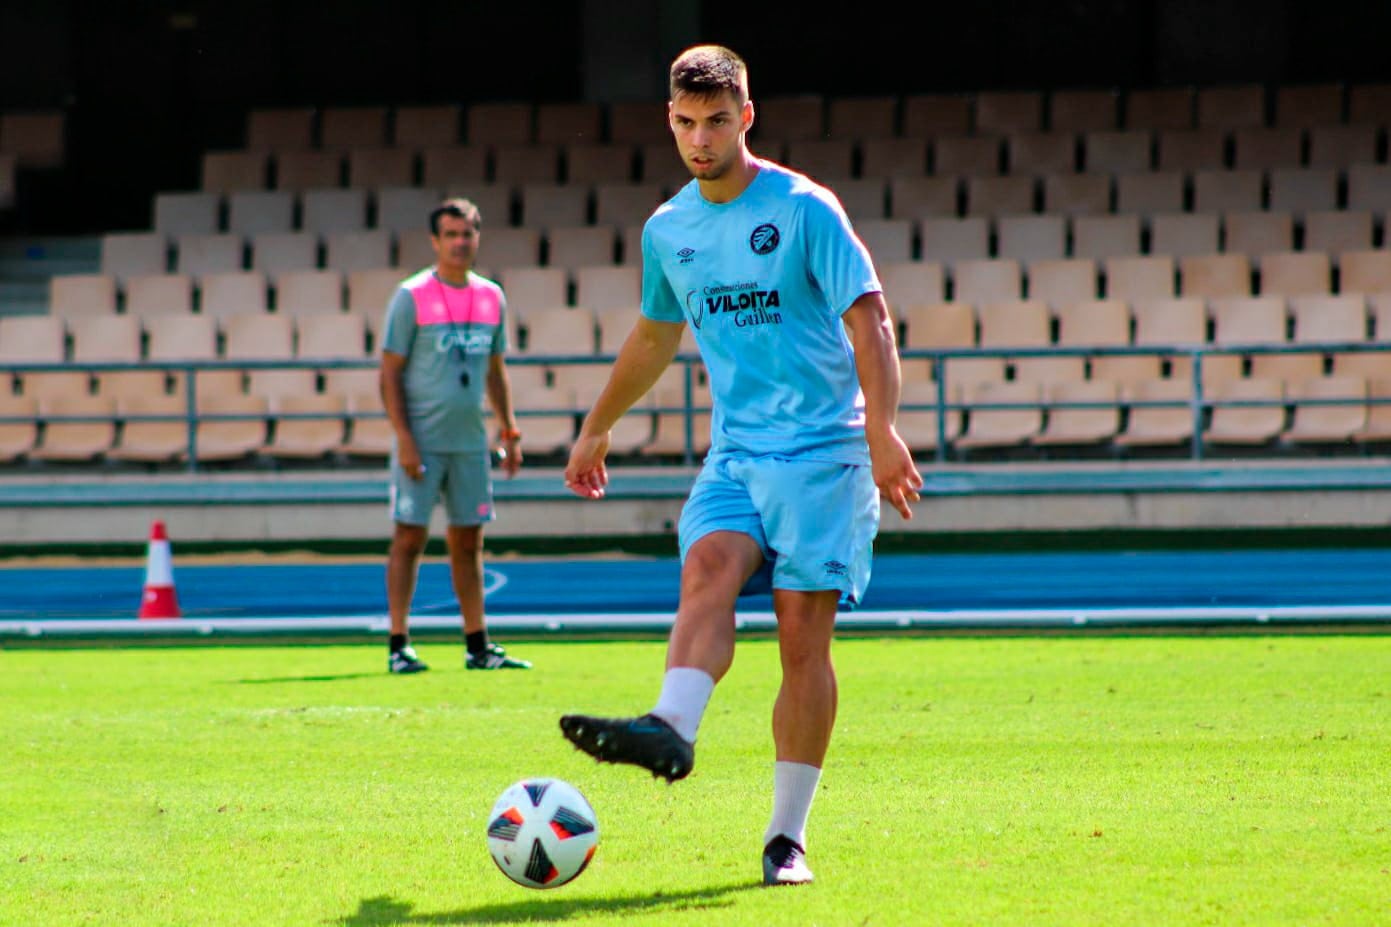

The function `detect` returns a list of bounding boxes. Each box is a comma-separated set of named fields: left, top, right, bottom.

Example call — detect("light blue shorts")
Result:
left=389, top=450, right=495, bottom=527
left=678, top=455, right=880, bottom=609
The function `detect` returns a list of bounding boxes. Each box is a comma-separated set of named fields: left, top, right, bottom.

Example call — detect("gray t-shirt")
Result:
left=381, top=268, right=509, bottom=453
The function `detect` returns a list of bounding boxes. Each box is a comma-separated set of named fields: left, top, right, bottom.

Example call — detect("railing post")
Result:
left=184, top=365, right=199, bottom=473
left=1189, top=349, right=1204, bottom=461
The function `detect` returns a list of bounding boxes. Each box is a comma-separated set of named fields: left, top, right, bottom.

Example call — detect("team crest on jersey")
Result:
left=749, top=223, right=780, bottom=255
left=684, top=289, right=703, bottom=329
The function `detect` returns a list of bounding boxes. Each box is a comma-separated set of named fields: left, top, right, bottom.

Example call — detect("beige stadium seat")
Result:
left=1267, top=168, right=1338, bottom=218
left=1348, top=83, right=1391, bottom=124
left=226, top=190, right=295, bottom=237
left=902, top=93, right=972, bottom=138
left=153, top=192, right=221, bottom=238
left=1005, top=131, right=1077, bottom=176
left=897, top=379, right=961, bottom=454
left=953, top=258, right=1021, bottom=304
left=935, top=135, right=1004, bottom=178
left=200, top=270, right=269, bottom=319
left=1283, top=376, right=1367, bottom=445
left=521, top=306, right=596, bottom=356
left=879, top=261, right=946, bottom=313
left=175, top=233, right=244, bottom=278
left=297, top=311, right=369, bottom=360
left=201, top=150, right=267, bottom=193
left=19, top=370, right=91, bottom=404
left=339, top=388, right=392, bottom=458
left=755, top=95, right=825, bottom=143
left=466, top=102, right=533, bottom=146
left=511, top=379, right=578, bottom=458
left=536, top=102, right=601, bottom=145
left=1125, top=88, right=1194, bottom=131
left=964, top=175, right=1035, bottom=218
left=1051, top=89, right=1119, bottom=132
left=321, top=106, right=388, bottom=150
left=608, top=100, right=670, bottom=145
left=224, top=310, right=293, bottom=358
left=1114, top=171, right=1185, bottom=217
left=346, top=148, right=415, bottom=189
left=301, top=188, right=368, bottom=235
left=977, top=300, right=1078, bottom=385
left=274, top=269, right=344, bottom=318
left=954, top=379, right=1043, bottom=450
left=890, top=176, right=959, bottom=220
left=1028, top=259, right=1098, bottom=309
left=187, top=392, right=268, bottom=463
left=124, top=273, right=193, bottom=317
left=49, top=274, right=117, bottom=318
left=101, top=232, right=168, bottom=282
left=246, top=107, right=314, bottom=151
left=976, top=91, right=1042, bottom=134
left=346, top=268, right=404, bottom=317
left=1205, top=377, right=1286, bottom=446
left=145, top=313, right=218, bottom=363
left=784, top=139, right=855, bottom=181
left=493, top=145, right=561, bottom=186
left=395, top=229, right=435, bottom=273
left=1150, top=213, right=1220, bottom=260
left=273, top=151, right=343, bottom=191
left=1032, top=379, right=1121, bottom=447
left=860, top=138, right=928, bottom=178
left=447, top=186, right=514, bottom=230
left=855, top=219, right=914, bottom=265
left=574, top=265, right=640, bottom=312
left=1338, top=251, right=1391, bottom=295
left=420, top=146, right=489, bottom=187
left=0, top=317, right=65, bottom=373
left=1115, top=377, right=1197, bottom=447
left=564, top=143, right=637, bottom=185
left=1274, top=83, right=1343, bottom=127
left=321, top=367, right=378, bottom=399
left=1222, top=211, right=1293, bottom=260
left=518, top=183, right=590, bottom=229
left=1211, top=296, right=1314, bottom=383
left=371, top=187, right=442, bottom=236
left=548, top=360, right=612, bottom=400
left=1156, top=128, right=1227, bottom=172
left=1056, top=300, right=1158, bottom=385
left=900, top=301, right=975, bottom=354
left=325, top=229, right=392, bottom=273
left=109, top=393, right=189, bottom=463
left=546, top=226, right=616, bottom=271
left=1105, top=256, right=1176, bottom=301
left=637, top=141, right=689, bottom=189
left=249, top=231, right=320, bottom=282
left=95, top=369, right=168, bottom=402
left=1303, top=211, right=1373, bottom=256
left=393, top=104, right=462, bottom=148
left=1197, top=84, right=1266, bottom=130
left=1352, top=378, right=1391, bottom=444
left=830, top=179, right=887, bottom=222
left=1040, top=173, right=1111, bottom=216
left=1132, top=296, right=1207, bottom=381
left=1307, top=124, right=1378, bottom=170
left=1232, top=127, right=1304, bottom=171
left=1072, top=215, right=1142, bottom=261
left=1180, top=254, right=1252, bottom=299
left=481, top=227, right=542, bottom=269
left=918, top=217, right=989, bottom=268
left=1345, top=164, right=1391, bottom=213
left=0, top=394, right=39, bottom=462
left=32, top=394, right=116, bottom=461
left=996, top=215, right=1066, bottom=265
left=646, top=380, right=712, bottom=461
left=267, top=394, right=347, bottom=460
left=601, top=398, right=656, bottom=456
left=827, top=96, right=897, bottom=138
left=499, top=267, right=568, bottom=316
left=596, top=305, right=641, bottom=355
left=70, top=315, right=141, bottom=368
left=1259, top=252, right=1331, bottom=298
left=1291, top=294, right=1367, bottom=344
left=593, top=183, right=665, bottom=228
left=1192, top=169, right=1264, bottom=214
left=1082, top=129, right=1152, bottom=173
left=619, top=224, right=644, bottom=265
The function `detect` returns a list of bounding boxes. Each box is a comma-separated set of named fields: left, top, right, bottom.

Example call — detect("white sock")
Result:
left=764, top=761, right=822, bottom=848
left=649, top=667, right=714, bottom=743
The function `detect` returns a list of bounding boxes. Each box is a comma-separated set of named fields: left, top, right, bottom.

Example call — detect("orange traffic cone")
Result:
left=138, top=519, right=181, bottom=619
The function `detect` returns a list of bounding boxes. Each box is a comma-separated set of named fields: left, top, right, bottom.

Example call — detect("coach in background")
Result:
left=378, top=197, right=531, bottom=674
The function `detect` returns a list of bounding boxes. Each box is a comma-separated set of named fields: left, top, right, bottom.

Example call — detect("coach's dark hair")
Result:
left=669, top=45, right=749, bottom=104
left=429, top=197, right=481, bottom=235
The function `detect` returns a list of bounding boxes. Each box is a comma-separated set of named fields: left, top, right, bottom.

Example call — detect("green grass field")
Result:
left=3, top=634, right=1388, bottom=926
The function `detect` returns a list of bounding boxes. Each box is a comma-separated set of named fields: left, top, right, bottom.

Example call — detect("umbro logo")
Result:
left=677, top=247, right=696, bottom=264
left=823, top=560, right=848, bottom=577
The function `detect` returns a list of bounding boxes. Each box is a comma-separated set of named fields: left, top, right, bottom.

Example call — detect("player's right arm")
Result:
left=564, top=316, right=684, bottom=499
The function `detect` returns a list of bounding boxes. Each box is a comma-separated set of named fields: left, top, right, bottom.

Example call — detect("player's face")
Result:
left=432, top=214, right=480, bottom=275
left=669, top=90, right=752, bottom=181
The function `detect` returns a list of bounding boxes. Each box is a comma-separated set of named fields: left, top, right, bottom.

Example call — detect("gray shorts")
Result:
left=389, top=450, right=495, bottom=526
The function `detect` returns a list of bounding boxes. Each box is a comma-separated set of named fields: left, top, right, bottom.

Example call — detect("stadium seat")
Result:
left=535, top=102, right=601, bottom=146
left=199, top=270, right=269, bottom=319
left=953, top=258, right=1022, bottom=304
left=144, top=313, right=219, bottom=365
left=1056, top=300, right=1158, bottom=386
left=918, top=217, right=989, bottom=267
left=548, top=360, right=611, bottom=400
left=1027, top=259, right=1098, bottom=309
left=860, top=138, right=928, bottom=178
left=1072, top=215, right=1142, bottom=261
left=1082, top=130, right=1152, bottom=174
left=101, top=232, right=168, bottom=282
left=1031, top=379, right=1121, bottom=447
left=0, top=394, right=39, bottom=462
left=1283, top=375, right=1367, bottom=445
left=755, top=95, right=825, bottom=143
left=593, top=183, right=665, bottom=228
left=345, top=268, right=405, bottom=318
left=1338, top=251, right=1391, bottom=296
left=596, top=305, right=640, bottom=356
left=890, top=176, right=960, bottom=219
left=372, top=187, right=442, bottom=235
left=1150, top=213, right=1220, bottom=260
left=828, top=179, right=887, bottom=221
left=519, top=183, right=590, bottom=228
left=855, top=219, right=914, bottom=265
left=275, top=270, right=344, bottom=317
left=175, top=233, right=245, bottom=278
left=1291, top=294, right=1368, bottom=351
left=901, top=93, right=972, bottom=138
left=899, top=301, right=975, bottom=354
left=48, top=274, right=117, bottom=318
left=546, top=226, right=617, bottom=271
left=637, top=141, right=689, bottom=189
left=879, top=261, right=946, bottom=312
left=1307, top=124, right=1377, bottom=170
left=297, top=311, right=369, bottom=361
left=1192, top=170, right=1264, bottom=213
left=1211, top=296, right=1313, bottom=383
left=1223, top=211, right=1293, bottom=260
left=1114, top=377, right=1196, bottom=448
left=467, top=102, right=533, bottom=146
left=954, top=379, right=1043, bottom=451
left=1352, top=378, right=1391, bottom=445
left=1231, top=127, right=1304, bottom=171
left=266, top=394, right=347, bottom=460
left=420, top=146, right=489, bottom=188
left=96, top=369, right=168, bottom=403
left=1114, top=171, right=1185, bottom=217
left=395, top=229, right=435, bottom=272
left=1204, top=377, right=1286, bottom=446
left=32, top=394, right=116, bottom=462
left=574, top=265, right=640, bottom=312
left=69, top=314, right=141, bottom=366
left=935, top=135, right=1004, bottom=178
left=493, top=145, right=561, bottom=186
left=340, top=389, right=392, bottom=458
left=1274, top=83, right=1343, bottom=128
left=1196, top=84, right=1266, bottom=130
left=784, top=139, right=855, bottom=181
left=1006, top=131, right=1078, bottom=175
left=324, top=229, right=392, bottom=273
left=1267, top=168, right=1339, bottom=218
left=976, top=91, right=1043, bottom=134
left=1345, top=165, right=1391, bottom=213
left=996, top=215, right=1066, bottom=265
left=187, top=392, right=268, bottom=463
left=1302, top=211, right=1373, bottom=256
left=964, top=176, right=1036, bottom=217
left=246, top=107, right=314, bottom=151
left=1180, top=254, right=1252, bottom=299
left=273, top=151, right=343, bottom=190
left=301, top=188, right=368, bottom=235
left=318, top=106, right=388, bottom=151
left=1051, top=89, right=1119, bottom=132
left=1105, top=256, right=1176, bottom=301
left=1258, top=251, right=1331, bottom=298
left=201, top=150, right=268, bottom=193
left=153, top=192, right=222, bottom=238
left=124, top=273, right=194, bottom=317
left=1041, top=173, right=1112, bottom=215
left=481, top=227, right=542, bottom=269
left=896, top=379, right=961, bottom=454
left=227, top=190, right=295, bottom=237
left=108, top=393, right=188, bottom=464
left=608, top=101, right=670, bottom=145
left=565, top=144, right=637, bottom=184
left=1132, top=296, right=1207, bottom=381
left=1157, top=128, right=1227, bottom=172
left=393, top=104, right=462, bottom=148
left=1124, top=88, right=1194, bottom=131
left=827, top=95, right=898, bottom=138
left=346, top=148, right=415, bottom=189
left=499, top=267, right=568, bottom=316
left=521, top=307, right=596, bottom=356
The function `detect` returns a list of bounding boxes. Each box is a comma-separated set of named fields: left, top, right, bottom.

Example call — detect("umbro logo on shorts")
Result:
left=822, top=560, right=848, bottom=577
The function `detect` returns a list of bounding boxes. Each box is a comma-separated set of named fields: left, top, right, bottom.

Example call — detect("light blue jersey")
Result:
left=641, top=160, right=882, bottom=464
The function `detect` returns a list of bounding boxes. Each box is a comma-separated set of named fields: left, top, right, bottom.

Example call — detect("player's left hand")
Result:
left=868, top=427, right=924, bottom=520
left=499, top=435, right=522, bottom=478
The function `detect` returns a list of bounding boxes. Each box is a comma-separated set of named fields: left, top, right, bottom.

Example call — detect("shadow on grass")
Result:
left=233, top=673, right=381, bottom=684
left=336, top=883, right=760, bottom=925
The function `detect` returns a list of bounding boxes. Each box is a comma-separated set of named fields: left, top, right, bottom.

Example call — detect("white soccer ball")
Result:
left=486, top=777, right=599, bottom=889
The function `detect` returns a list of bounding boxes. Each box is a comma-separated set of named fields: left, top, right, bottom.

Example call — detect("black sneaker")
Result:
left=465, top=642, right=532, bottom=670
left=558, top=712, right=695, bottom=783
left=388, top=646, right=429, bottom=674
left=762, top=835, right=814, bottom=886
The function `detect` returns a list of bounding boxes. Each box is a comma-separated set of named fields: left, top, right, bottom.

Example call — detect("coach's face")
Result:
left=669, top=90, right=753, bottom=182
left=432, top=214, right=480, bottom=278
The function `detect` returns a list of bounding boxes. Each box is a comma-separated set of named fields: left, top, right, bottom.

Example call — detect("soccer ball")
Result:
left=486, top=777, right=598, bottom=889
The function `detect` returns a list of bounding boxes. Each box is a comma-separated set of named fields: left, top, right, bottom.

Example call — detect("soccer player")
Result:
left=378, top=198, right=531, bottom=674
left=558, top=45, right=922, bottom=884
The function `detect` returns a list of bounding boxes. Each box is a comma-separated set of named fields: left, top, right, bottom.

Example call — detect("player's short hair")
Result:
left=429, top=197, right=481, bottom=235
left=669, top=45, right=748, bottom=105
